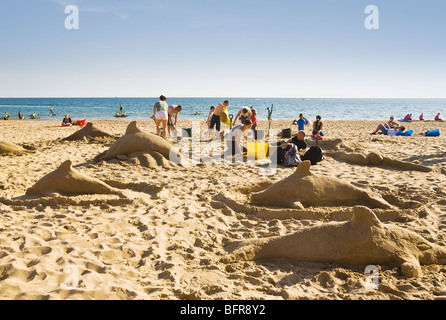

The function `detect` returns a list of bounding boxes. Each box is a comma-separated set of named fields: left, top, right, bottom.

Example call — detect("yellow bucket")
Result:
left=247, top=142, right=269, bottom=159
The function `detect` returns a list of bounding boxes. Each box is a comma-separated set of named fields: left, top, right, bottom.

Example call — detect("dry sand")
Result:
left=1, top=118, right=446, bottom=300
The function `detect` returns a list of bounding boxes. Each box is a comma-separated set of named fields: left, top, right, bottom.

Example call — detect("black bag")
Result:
left=302, top=146, right=324, bottom=165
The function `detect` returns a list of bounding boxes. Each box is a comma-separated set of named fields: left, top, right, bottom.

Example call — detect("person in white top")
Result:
left=227, top=119, right=253, bottom=155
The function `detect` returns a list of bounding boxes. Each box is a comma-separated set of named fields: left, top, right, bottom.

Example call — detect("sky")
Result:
left=0, top=0, right=445, bottom=98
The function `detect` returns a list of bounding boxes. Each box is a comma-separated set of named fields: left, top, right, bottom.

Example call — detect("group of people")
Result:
left=371, top=116, right=406, bottom=135
left=403, top=113, right=442, bottom=122
left=152, top=95, right=183, bottom=139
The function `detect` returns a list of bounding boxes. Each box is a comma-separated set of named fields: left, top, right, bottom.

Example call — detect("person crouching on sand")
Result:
left=167, top=104, right=183, bottom=138
left=226, top=119, right=253, bottom=156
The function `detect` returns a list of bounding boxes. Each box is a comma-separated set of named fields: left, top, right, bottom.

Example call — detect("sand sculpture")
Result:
left=0, top=141, right=29, bottom=156
left=224, top=206, right=446, bottom=278
left=326, top=149, right=432, bottom=172
left=94, top=121, right=190, bottom=167
left=26, top=160, right=123, bottom=197
left=250, top=161, right=393, bottom=209
left=62, top=123, right=116, bottom=142
left=304, top=138, right=432, bottom=172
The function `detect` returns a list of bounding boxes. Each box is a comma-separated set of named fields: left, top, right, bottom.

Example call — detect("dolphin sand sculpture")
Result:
left=94, top=121, right=190, bottom=167
left=224, top=206, right=446, bottom=278
left=26, top=160, right=123, bottom=197
left=0, top=141, right=29, bottom=156
left=62, top=122, right=116, bottom=142
left=250, top=161, right=392, bottom=209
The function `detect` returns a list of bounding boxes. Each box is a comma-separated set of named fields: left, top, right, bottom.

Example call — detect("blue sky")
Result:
left=0, top=0, right=445, bottom=98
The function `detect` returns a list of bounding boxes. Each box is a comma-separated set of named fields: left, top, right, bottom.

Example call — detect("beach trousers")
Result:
left=210, top=114, right=221, bottom=132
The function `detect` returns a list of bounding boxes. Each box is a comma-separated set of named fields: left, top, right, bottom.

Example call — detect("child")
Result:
left=251, top=108, right=258, bottom=131
left=296, top=113, right=306, bottom=131
left=206, top=106, right=215, bottom=128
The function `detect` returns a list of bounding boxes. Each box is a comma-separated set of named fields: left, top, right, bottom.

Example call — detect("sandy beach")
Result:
left=1, top=118, right=446, bottom=300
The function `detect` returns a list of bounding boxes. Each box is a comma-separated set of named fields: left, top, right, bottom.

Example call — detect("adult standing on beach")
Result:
left=167, top=104, right=183, bottom=138
left=152, top=95, right=169, bottom=138
left=210, top=100, right=230, bottom=135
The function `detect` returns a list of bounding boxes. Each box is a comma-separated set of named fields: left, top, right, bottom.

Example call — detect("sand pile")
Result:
left=250, top=161, right=393, bottom=209
left=0, top=141, right=29, bottom=156
left=224, top=206, right=446, bottom=278
left=308, top=138, right=433, bottom=172
left=26, top=160, right=124, bottom=197
left=94, top=121, right=191, bottom=168
left=61, top=123, right=116, bottom=143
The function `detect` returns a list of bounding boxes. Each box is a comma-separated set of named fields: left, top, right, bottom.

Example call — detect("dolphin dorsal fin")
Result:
left=59, top=160, right=73, bottom=172
left=125, top=121, right=141, bottom=135
left=294, top=161, right=312, bottom=176
left=350, top=206, right=382, bottom=229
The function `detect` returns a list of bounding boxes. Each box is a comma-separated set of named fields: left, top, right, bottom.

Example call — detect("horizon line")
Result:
left=1, top=96, right=446, bottom=100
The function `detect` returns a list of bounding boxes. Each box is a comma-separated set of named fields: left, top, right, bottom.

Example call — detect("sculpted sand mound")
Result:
left=26, top=160, right=123, bottom=197
left=250, top=161, right=393, bottom=209
left=94, top=121, right=191, bottom=168
left=224, top=206, right=446, bottom=278
left=0, top=141, right=29, bottom=156
left=62, top=123, right=116, bottom=142
left=327, top=149, right=432, bottom=172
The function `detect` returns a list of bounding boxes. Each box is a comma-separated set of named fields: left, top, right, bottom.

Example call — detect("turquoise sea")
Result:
left=0, top=98, right=444, bottom=122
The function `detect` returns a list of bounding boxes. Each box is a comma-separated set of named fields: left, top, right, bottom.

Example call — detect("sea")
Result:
left=0, top=98, right=444, bottom=122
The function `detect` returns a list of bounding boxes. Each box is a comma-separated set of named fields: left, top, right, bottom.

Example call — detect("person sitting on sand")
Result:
left=312, top=115, right=324, bottom=140
left=419, top=113, right=424, bottom=121
left=232, top=107, right=252, bottom=127
left=62, top=114, right=72, bottom=127
left=226, top=119, right=253, bottom=155
left=4, top=112, right=9, bottom=120
left=288, top=131, right=307, bottom=152
left=152, top=95, right=169, bottom=138
left=167, top=104, right=183, bottom=138
left=371, top=116, right=400, bottom=135
left=403, top=114, right=412, bottom=122
left=435, top=113, right=442, bottom=121
left=270, top=131, right=307, bottom=165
